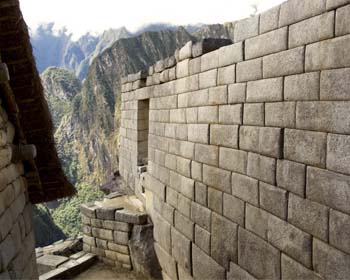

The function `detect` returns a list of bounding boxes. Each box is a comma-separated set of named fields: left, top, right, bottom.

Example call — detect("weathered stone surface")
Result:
left=260, top=182, right=287, bottom=219
left=195, top=182, right=207, bottom=207
left=321, top=68, right=350, bottom=101
left=236, top=58, right=262, bottom=82
left=297, top=101, right=350, bottom=134
left=177, top=194, right=191, bottom=218
left=219, top=104, right=242, bottom=125
left=227, top=262, right=257, bottom=280
left=234, top=16, right=259, bottom=42
left=115, top=209, right=148, bottom=225
left=231, top=172, right=259, bottom=206
left=103, top=220, right=131, bottom=232
left=228, top=83, right=246, bottom=104
left=189, top=57, right=201, bottom=75
left=279, top=0, right=326, bottom=27
left=281, top=254, right=322, bottom=280
left=201, top=50, right=219, bottom=72
left=95, top=238, right=108, bottom=249
left=336, top=4, right=350, bottom=36
left=284, top=72, right=320, bottom=101
left=223, top=193, right=244, bottom=226
left=208, top=85, right=227, bottom=105
left=327, top=0, right=350, bottom=10
left=96, top=207, right=119, bottom=220
left=192, top=244, right=225, bottom=280
left=191, top=161, right=202, bottom=182
left=175, top=76, right=199, bottom=94
left=194, top=144, right=218, bottom=166
left=276, top=160, right=306, bottom=196
left=203, top=165, right=231, bottom=193
left=246, top=78, right=283, bottom=102
left=176, top=59, right=189, bottom=79
left=171, top=228, right=191, bottom=273
left=243, top=103, right=264, bottom=126
left=179, top=41, right=192, bottom=61
left=263, top=47, right=304, bottom=78
left=92, top=228, right=113, bottom=241
left=107, top=242, right=129, bottom=254
left=83, top=235, right=95, bottom=247
left=154, top=243, right=177, bottom=280
left=199, top=69, right=217, bottom=89
left=313, top=238, right=350, bottom=280
left=194, top=225, right=210, bottom=255
left=192, top=38, right=232, bottom=58
left=247, top=152, right=276, bottom=185
left=238, top=227, right=280, bottom=279
left=80, top=203, right=98, bottom=218
left=210, top=124, right=239, bottom=149
left=245, top=204, right=269, bottom=240
left=329, top=209, right=350, bottom=254
left=245, top=27, right=287, bottom=59
left=239, top=126, right=259, bottom=154
left=208, top=187, right=223, bottom=214
left=218, top=65, right=235, bottom=85
left=268, top=215, right=312, bottom=268
left=211, top=213, right=238, bottom=269
left=259, top=5, right=280, bottom=34
left=305, top=35, right=350, bottom=71
left=219, top=147, right=247, bottom=175
left=153, top=213, right=171, bottom=253
left=284, top=129, right=327, bottom=168
left=218, top=42, right=243, bottom=67
left=176, top=157, right=191, bottom=178
left=307, top=167, right=350, bottom=215
left=327, top=133, right=350, bottom=175
left=265, top=102, right=296, bottom=128
left=289, top=11, right=334, bottom=48
left=191, top=202, right=211, bottom=231
left=174, top=211, right=194, bottom=241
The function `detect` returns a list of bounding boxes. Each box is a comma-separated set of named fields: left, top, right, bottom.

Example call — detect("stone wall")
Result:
left=81, top=198, right=148, bottom=270
left=119, top=0, right=350, bottom=279
left=0, top=64, right=38, bottom=279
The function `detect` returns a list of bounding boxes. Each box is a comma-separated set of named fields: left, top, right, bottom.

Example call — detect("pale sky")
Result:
left=20, top=0, right=286, bottom=40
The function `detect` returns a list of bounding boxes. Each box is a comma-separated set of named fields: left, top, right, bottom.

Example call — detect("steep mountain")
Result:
left=31, top=24, right=131, bottom=79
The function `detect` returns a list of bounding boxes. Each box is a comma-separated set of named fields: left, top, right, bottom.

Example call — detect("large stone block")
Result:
left=305, top=35, right=350, bottom=71
left=245, top=204, right=269, bottom=240
left=263, top=47, right=304, bottom=78
left=192, top=38, right=232, bottom=58
left=170, top=109, right=186, bottom=123
left=194, top=225, right=210, bottom=255
left=201, top=50, right=219, bottom=72
left=260, top=182, right=287, bottom=219
left=191, top=161, right=202, bottom=181
left=259, top=5, right=280, bottom=34
left=194, top=144, right=218, bottom=166
left=187, top=89, right=209, bottom=107
left=174, top=211, right=194, bottom=241
left=189, top=57, right=201, bottom=75
left=327, top=0, right=350, bottom=10
left=154, top=243, right=177, bottom=280
left=179, top=41, right=193, bottom=61
left=219, top=147, right=247, bottom=175
left=211, top=213, right=238, bottom=269
left=91, top=228, right=114, bottom=241
left=307, top=167, right=350, bottom=215
left=228, top=83, right=246, bottom=104
left=284, top=72, right=320, bottom=101
left=218, top=42, right=243, bottom=67
left=223, top=193, right=244, bottom=226
left=265, top=102, right=296, bottom=128
left=321, top=68, right=350, bottom=101
left=296, top=101, right=350, bottom=134
left=210, top=124, right=239, bottom=149
left=169, top=171, right=194, bottom=199
left=197, top=106, right=218, bottom=123
left=327, top=133, right=350, bottom=175
left=329, top=209, right=350, bottom=254
left=231, top=172, right=259, bottom=206
left=199, top=69, right=217, bottom=89
left=245, top=27, right=287, bottom=59
left=96, top=207, right=119, bottom=220
left=238, top=227, right=280, bottom=279
left=227, top=262, right=257, bottom=280
left=336, top=4, right=350, bottom=36
left=176, top=59, right=189, bottom=79
left=234, top=16, right=259, bottom=42
left=208, top=86, right=227, bottom=105
left=195, top=182, right=207, bottom=207
left=239, top=126, right=259, bottom=154
left=153, top=213, right=171, bottom=253
left=186, top=107, right=197, bottom=123
left=176, top=157, right=191, bottom=178
left=288, top=190, right=328, bottom=241
left=268, top=215, right=312, bottom=268
left=243, top=103, right=264, bottom=126
left=219, top=104, right=242, bottom=125
left=281, top=254, right=322, bottom=280
left=203, top=165, right=231, bottom=193
left=247, top=152, right=276, bottom=185
left=175, top=76, right=199, bottom=94
left=289, top=11, right=334, bottom=48
left=192, top=244, right=225, bottom=280
left=284, top=129, right=327, bottom=168
left=208, top=187, right=223, bottom=214
left=218, top=64, right=235, bottom=85
left=276, top=160, right=306, bottom=196
left=313, top=238, right=350, bottom=280
left=171, top=228, right=191, bottom=274
left=191, top=202, right=211, bottom=231
left=246, top=78, right=283, bottom=102
left=236, top=58, right=262, bottom=82
left=188, top=124, right=208, bottom=144
left=279, top=0, right=326, bottom=27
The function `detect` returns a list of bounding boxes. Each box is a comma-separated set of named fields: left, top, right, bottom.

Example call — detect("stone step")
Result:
left=39, top=253, right=97, bottom=280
